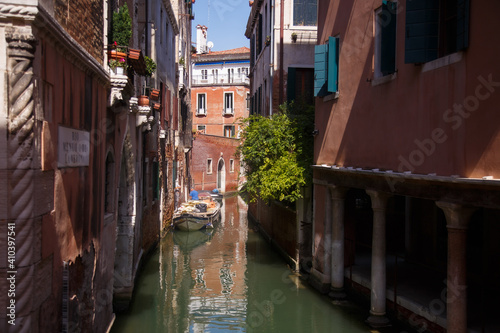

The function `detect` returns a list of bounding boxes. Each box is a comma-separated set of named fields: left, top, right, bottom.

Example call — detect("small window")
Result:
left=230, top=159, right=235, bottom=173
left=224, top=92, right=234, bottom=114
left=246, top=93, right=250, bottom=110
left=201, top=69, right=208, bottom=80
left=224, top=125, right=235, bottom=138
left=197, top=125, right=206, bottom=133
left=405, top=0, right=469, bottom=64
left=207, top=158, right=213, bottom=174
left=197, top=93, right=206, bottom=115
left=374, top=2, right=397, bottom=78
left=293, top=0, right=318, bottom=26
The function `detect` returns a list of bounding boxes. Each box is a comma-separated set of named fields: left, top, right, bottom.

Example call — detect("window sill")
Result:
left=196, top=113, right=207, bottom=117
left=371, top=72, right=397, bottom=86
left=422, top=52, right=463, bottom=73
left=322, top=91, right=339, bottom=102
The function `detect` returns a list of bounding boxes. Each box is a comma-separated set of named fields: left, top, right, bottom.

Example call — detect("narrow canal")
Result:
left=112, top=195, right=412, bottom=333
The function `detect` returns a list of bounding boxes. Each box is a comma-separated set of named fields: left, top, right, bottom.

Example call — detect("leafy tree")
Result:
left=237, top=102, right=314, bottom=203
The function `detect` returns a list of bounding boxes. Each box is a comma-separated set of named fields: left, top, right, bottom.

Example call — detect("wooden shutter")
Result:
left=327, top=36, right=339, bottom=93
left=381, top=1, right=397, bottom=75
left=287, top=67, right=297, bottom=101
left=405, top=0, right=439, bottom=63
left=456, top=0, right=470, bottom=50
left=314, top=43, right=328, bottom=96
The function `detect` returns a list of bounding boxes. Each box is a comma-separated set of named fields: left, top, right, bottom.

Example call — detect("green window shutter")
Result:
left=456, top=0, right=470, bottom=50
left=381, top=1, right=397, bottom=75
left=404, top=0, right=439, bottom=63
left=314, top=43, right=328, bottom=96
left=287, top=67, right=297, bottom=101
left=327, top=36, right=339, bottom=93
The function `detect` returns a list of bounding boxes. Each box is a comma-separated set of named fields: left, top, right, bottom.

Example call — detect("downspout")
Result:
left=269, top=0, right=275, bottom=115
left=279, top=0, right=284, bottom=105
left=145, top=0, right=150, bottom=56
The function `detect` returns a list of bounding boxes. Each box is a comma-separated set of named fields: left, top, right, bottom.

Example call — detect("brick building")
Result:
left=190, top=33, right=249, bottom=193
left=0, top=0, right=193, bottom=331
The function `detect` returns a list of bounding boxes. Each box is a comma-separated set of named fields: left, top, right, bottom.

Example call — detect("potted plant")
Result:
left=138, top=95, right=149, bottom=106
left=291, top=32, right=297, bottom=43
left=144, top=56, right=157, bottom=77
left=109, top=57, right=127, bottom=75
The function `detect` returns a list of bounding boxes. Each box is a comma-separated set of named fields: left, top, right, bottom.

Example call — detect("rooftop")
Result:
left=193, top=47, right=250, bottom=63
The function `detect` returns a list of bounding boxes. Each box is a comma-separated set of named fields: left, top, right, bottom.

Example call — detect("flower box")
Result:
left=150, top=89, right=160, bottom=100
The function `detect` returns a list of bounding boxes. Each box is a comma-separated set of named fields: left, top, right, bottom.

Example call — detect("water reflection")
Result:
left=112, top=195, right=393, bottom=333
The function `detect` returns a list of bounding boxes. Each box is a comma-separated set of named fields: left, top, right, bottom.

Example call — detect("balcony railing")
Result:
left=192, top=74, right=250, bottom=86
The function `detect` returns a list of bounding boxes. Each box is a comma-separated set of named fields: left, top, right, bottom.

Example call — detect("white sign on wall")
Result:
left=58, top=126, right=90, bottom=167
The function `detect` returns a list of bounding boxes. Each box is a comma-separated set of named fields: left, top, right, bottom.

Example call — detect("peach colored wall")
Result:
left=315, top=0, right=500, bottom=179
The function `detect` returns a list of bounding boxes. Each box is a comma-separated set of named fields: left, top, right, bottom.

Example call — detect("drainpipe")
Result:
left=269, top=0, right=275, bottom=115
left=145, top=0, right=150, bottom=56
left=279, top=0, right=284, bottom=105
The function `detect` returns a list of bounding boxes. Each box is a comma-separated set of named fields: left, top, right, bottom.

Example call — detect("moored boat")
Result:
left=173, top=194, right=221, bottom=231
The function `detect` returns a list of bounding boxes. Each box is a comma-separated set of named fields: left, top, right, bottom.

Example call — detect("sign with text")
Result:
left=58, top=126, right=90, bottom=167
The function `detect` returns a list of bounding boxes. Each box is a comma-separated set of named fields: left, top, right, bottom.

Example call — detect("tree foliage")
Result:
left=237, top=102, right=315, bottom=203
left=109, top=3, right=132, bottom=47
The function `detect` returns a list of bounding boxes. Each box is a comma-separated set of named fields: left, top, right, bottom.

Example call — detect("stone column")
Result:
left=328, top=185, right=347, bottom=299
left=436, top=202, right=474, bottom=333
left=366, top=190, right=391, bottom=327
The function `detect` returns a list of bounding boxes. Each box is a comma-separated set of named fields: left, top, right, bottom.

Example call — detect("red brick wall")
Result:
left=192, top=134, right=241, bottom=192
left=248, top=199, right=298, bottom=260
left=192, top=85, right=249, bottom=136
left=54, top=0, right=104, bottom=63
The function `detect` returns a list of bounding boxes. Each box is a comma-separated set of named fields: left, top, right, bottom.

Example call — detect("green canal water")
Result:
left=112, top=195, right=412, bottom=333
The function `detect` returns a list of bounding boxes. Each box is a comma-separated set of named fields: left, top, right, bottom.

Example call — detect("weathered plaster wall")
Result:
left=315, top=0, right=500, bottom=179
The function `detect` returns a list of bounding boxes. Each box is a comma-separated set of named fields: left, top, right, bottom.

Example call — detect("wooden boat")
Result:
left=173, top=195, right=221, bottom=231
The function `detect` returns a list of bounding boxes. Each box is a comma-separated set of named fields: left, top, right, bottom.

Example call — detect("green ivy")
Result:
left=237, top=102, right=315, bottom=203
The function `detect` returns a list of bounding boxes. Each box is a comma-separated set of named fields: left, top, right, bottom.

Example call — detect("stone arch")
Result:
left=113, top=132, right=137, bottom=309
left=217, top=157, right=226, bottom=193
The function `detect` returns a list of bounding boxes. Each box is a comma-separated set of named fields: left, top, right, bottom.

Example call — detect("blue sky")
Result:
left=191, top=0, right=251, bottom=51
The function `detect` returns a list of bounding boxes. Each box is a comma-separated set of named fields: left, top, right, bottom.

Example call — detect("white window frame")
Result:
left=197, top=93, right=206, bottom=115
left=207, top=158, right=213, bottom=174
left=229, top=159, right=235, bottom=173
left=223, top=92, right=234, bottom=115
left=197, top=125, right=206, bottom=133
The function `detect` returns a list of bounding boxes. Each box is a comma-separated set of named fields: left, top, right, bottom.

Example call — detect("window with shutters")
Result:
left=224, top=92, right=234, bottom=114
left=405, top=0, right=469, bottom=64
left=224, top=125, right=235, bottom=138
left=314, top=36, right=339, bottom=97
left=374, top=1, right=397, bottom=78
left=197, top=93, right=206, bottom=115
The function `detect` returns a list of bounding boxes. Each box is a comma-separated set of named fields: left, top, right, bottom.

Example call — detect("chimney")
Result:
left=196, top=25, right=208, bottom=54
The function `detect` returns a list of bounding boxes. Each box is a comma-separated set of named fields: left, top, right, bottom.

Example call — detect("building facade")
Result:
left=244, top=0, right=317, bottom=272
left=190, top=40, right=249, bottom=193
left=0, top=0, right=192, bottom=331
left=245, top=0, right=317, bottom=116
left=312, top=1, right=500, bottom=332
